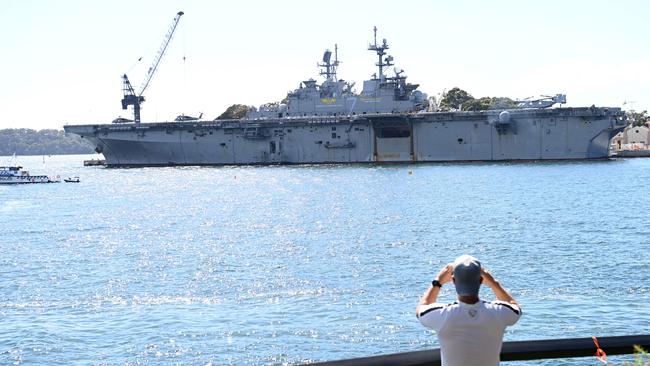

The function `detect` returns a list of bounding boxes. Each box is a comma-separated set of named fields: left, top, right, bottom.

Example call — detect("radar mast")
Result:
left=319, top=44, right=340, bottom=81
left=368, top=26, right=393, bottom=81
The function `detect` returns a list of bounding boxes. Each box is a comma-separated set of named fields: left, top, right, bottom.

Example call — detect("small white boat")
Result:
left=0, top=166, right=59, bottom=184
left=64, top=177, right=80, bottom=183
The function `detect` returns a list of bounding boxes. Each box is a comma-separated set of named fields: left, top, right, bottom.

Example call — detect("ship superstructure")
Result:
left=64, top=27, right=627, bottom=167
left=248, top=27, right=427, bottom=119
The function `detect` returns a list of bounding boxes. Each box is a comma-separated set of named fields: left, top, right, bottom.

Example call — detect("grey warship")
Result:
left=64, top=28, right=627, bottom=167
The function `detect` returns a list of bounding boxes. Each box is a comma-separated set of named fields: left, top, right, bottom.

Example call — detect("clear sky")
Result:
left=1, top=0, right=648, bottom=130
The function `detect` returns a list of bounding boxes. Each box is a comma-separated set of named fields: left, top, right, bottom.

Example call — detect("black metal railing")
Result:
left=309, top=334, right=650, bottom=366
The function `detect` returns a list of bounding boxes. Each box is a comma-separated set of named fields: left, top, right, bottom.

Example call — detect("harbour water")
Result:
left=1, top=154, right=649, bottom=365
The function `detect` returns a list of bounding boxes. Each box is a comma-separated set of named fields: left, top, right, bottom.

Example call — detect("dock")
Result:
left=83, top=159, right=106, bottom=166
left=613, top=149, right=650, bottom=158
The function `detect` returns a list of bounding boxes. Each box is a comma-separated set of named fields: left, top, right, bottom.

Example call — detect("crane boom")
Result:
left=139, top=11, right=184, bottom=96
left=121, top=11, right=184, bottom=124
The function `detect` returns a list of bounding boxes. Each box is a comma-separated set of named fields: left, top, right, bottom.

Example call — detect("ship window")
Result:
left=220, top=142, right=226, bottom=147
left=287, top=129, right=292, bottom=133
left=458, top=138, right=464, bottom=143
left=316, top=140, right=322, bottom=144
left=332, top=133, right=337, bottom=138
left=332, top=126, right=336, bottom=131
left=270, top=141, right=276, bottom=154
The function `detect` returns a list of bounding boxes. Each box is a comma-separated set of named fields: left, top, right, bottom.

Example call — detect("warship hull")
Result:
left=64, top=107, right=626, bottom=167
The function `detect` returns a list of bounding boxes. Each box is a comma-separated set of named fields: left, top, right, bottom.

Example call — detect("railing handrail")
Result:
left=308, top=334, right=650, bottom=366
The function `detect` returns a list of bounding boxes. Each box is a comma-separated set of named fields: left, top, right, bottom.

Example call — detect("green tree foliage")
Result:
left=0, top=129, right=95, bottom=156
left=625, top=346, right=650, bottom=366
left=489, top=97, right=519, bottom=110
left=627, top=110, right=648, bottom=127
left=463, top=97, right=518, bottom=111
left=440, top=87, right=474, bottom=110
left=440, top=87, right=517, bottom=111
left=216, top=104, right=250, bottom=120
left=462, top=97, right=491, bottom=112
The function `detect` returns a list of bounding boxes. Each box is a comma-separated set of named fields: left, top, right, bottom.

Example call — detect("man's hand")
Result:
left=417, top=263, right=453, bottom=315
left=480, top=267, right=519, bottom=306
left=436, top=264, right=454, bottom=285
left=480, top=267, right=497, bottom=288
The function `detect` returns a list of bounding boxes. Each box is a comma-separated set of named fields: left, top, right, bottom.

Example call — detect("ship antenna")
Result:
left=333, top=44, right=340, bottom=81
left=368, top=26, right=391, bottom=81
left=373, top=26, right=377, bottom=48
left=335, top=44, right=339, bottom=66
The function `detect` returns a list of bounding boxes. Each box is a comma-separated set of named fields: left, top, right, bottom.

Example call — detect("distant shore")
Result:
left=0, top=128, right=94, bottom=156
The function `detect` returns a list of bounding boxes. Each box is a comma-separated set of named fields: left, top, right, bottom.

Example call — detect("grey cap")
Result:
left=453, top=255, right=482, bottom=296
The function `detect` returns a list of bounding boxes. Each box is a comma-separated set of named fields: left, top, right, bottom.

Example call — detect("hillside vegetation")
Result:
left=0, top=129, right=95, bottom=156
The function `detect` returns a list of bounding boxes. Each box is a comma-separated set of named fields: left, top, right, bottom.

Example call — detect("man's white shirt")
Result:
left=418, top=300, right=521, bottom=366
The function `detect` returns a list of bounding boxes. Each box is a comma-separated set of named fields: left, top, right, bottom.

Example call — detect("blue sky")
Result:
left=1, top=0, right=648, bottom=129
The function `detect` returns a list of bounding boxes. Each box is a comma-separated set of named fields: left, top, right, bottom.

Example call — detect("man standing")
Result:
left=416, top=255, right=522, bottom=366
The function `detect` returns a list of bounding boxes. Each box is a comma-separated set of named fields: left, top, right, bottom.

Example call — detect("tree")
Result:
left=462, top=97, right=491, bottom=111
left=463, top=97, right=518, bottom=111
left=627, top=110, right=648, bottom=127
left=439, top=88, right=518, bottom=112
left=216, top=104, right=250, bottom=120
left=440, top=87, right=474, bottom=111
left=489, top=97, right=518, bottom=110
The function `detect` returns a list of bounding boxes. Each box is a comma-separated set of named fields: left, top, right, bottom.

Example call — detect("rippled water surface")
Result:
left=1, top=154, right=649, bottom=365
